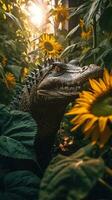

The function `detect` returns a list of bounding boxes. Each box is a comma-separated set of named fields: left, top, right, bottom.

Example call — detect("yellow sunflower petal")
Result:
left=74, top=102, right=90, bottom=108
left=71, top=123, right=81, bottom=132
left=109, top=74, right=112, bottom=87
left=83, top=117, right=97, bottom=132
left=99, top=127, right=112, bottom=148
left=80, top=91, right=96, bottom=102
left=67, top=107, right=88, bottom=115
left=71, top=113, right=94, bottom=123
left=103, top=68, right=110, bottom=86
left=71, top=115, right=82, bottom=123
left=91, top=126, right=99, bottom=145
left=98, top=116, right=108, bottom=132
left=98, top=78, right=107, bottom=91
left=76, top=98, right=93, bottom=106
left=89, top=79, right=102, bottom=93
left=92, top=79, right=107, bottom=92
left=109, top=116, right=112, bottom=121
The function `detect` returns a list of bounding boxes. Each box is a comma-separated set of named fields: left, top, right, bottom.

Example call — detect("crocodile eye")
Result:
left=52, top=65, right=64, bottom=74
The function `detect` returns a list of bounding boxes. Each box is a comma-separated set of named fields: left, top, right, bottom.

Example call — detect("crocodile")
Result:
left=11, top=60, right=103, bottom=169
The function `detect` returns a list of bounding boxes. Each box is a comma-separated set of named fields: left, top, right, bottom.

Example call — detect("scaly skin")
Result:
left=11, top=61, right=103, bottom=170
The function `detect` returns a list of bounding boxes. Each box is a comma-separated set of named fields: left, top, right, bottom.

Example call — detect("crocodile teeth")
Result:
left=58, top=86, right=75, bottom=92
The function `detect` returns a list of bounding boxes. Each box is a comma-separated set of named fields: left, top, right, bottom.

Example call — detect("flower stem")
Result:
left=93, top=16, right=97, bottom=62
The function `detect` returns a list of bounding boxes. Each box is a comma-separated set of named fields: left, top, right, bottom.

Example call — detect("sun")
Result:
left=66, top=68, right=112, bottom=147
left=21, top=1, right=47, bottom=27
left=28, top=4, right=44, bottom=27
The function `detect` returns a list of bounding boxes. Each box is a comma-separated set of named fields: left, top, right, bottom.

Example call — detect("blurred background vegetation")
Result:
left=62, top=0, right=112, bottom=68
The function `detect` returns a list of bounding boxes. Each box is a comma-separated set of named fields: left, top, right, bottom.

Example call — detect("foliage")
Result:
left=1, top=103, right=112, bottom=199
left=39, top=144, right=105, bottom=200
left=0, top=170, right=40, bottom=200
left=0, top=104, right=37, bottom=154
left=0, top=104, right=41, bottom=200
left=61, top=0, right=112, bottom=70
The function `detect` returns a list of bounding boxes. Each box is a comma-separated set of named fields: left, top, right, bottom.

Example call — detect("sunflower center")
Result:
left=91, top=92, right=112, bottom=116
left=44, top=42, right=53, bottom=51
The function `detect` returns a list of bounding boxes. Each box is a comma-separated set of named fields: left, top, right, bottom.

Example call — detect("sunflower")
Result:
left=5, top=72, right=16, bottom=89
left=67, top=68, right=112, bottom=147
left=52, top=4, right=68, bottom=27
left=39, top=33, right=62, bottom=58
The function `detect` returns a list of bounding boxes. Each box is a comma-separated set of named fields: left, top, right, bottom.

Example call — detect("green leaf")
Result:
left=85, top=0, right=101, bottom=24
left=0, top=104, right=42, bottom=173
left=5, top=12, right=22, bottom=29
left=39, top=144, right=105, bottom=200
left=66, top=24, right=80, bottom=39
left=60, top=42, right=81, bottom=58
left=0, top=136, right=34, bottom=160
left=99, top=39, right=111, bottom=48
left=96, top=48, right=112, bottom=63
left=0, top=104, right=37, bottom=151
left=80, top=47, right=100, bottom=62
left=69, top=2, right=89, bottom=18
left=0, top=170, right=40, bottom=200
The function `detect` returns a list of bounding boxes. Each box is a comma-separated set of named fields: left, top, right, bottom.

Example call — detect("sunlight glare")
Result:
left=27, top=2, right=45, bottom=27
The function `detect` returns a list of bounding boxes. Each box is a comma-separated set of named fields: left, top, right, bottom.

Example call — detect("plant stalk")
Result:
left=93, top=16, right=97, bottom=62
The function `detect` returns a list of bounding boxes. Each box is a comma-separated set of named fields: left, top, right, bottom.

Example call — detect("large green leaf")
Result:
left=0, top=104, right=37, bottom=151
left=0, top=170, right=40, bottom=200
left=39, top=144, right=105, bottom=200
left=0, top=104, right=42, bottom=174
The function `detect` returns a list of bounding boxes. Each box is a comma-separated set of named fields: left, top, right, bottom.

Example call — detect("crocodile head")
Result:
left=36, top=61, right=103, bottom=102
left=31, top=61, right=103, bottom=137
